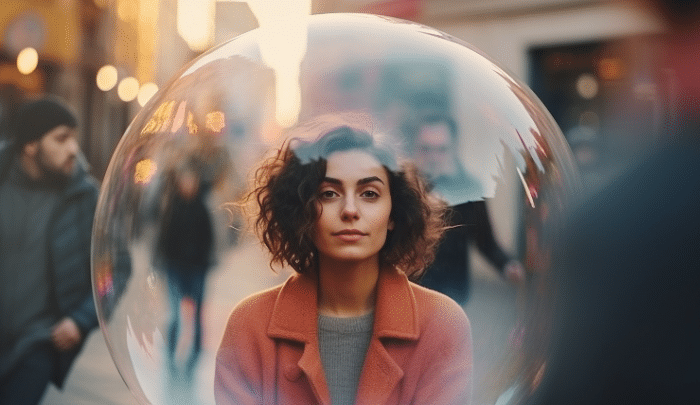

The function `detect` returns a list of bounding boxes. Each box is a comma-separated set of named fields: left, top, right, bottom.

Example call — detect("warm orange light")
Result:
left=206, top=111, right=226, bottom=133
left=96, top=65, right=118, bottom=91
left=247, top=0, right=311, bottom=127
left=137, top=0, right=159, bottom=84
left=598, top=58, right=625, bottom=81
left=17, top=48, right=39, bottom=75
left=177, top=0, right=215, bottom=51
left=134, top=159, right=158, bottom=184
left=187, top=111, right=199, bottom=135
left=137, top=82, right=159, bottom=106
left=117, top=0, right=137, bottom=22
left=118, top=77, right=140, bottom=102
left=141, top=100, right=175, bottom=136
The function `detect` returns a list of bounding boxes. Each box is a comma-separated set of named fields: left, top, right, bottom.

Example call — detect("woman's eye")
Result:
left=320, top=190, right=338, bottom=199
left=361, top=190, right=379, bottom=198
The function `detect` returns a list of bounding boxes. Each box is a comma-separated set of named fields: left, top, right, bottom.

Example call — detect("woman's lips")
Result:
left=333, top=229, right=367, bottom=242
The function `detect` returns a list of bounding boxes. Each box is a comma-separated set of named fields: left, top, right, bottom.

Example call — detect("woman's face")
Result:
left=312, top=149, right=394, bottom=266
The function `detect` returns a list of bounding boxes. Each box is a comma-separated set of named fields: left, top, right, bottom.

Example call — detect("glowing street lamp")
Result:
left=118, top=77, right=140, bottom=102
left=137, top=82, right=159, bottom=106
left=17, top=47, right=38, bottom=75
left=96, top=65, right=119, bottom=91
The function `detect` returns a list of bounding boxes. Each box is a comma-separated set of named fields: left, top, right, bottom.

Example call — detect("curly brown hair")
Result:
left=245, top=123, right=446, bottom=281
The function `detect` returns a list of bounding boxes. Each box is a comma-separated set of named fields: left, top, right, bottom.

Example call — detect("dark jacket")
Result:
left=530, top=133, right=700, bottom=404
left=419, top=200, right=511, bottom=304
left=0, top=142, right=99, bottom=388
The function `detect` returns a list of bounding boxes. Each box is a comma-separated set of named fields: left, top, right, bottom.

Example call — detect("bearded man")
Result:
left=0, top=97, right=99, bottom=405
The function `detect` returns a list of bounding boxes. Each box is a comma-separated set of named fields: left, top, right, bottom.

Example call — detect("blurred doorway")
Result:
left=529, top=35, right=665, bottom=191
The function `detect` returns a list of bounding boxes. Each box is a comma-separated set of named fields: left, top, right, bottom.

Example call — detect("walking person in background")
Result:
left=409, top=112, right=525, bottom=305
left=0, top=97, right=99, bottom=404
left=155, top=157, right=215, bottom=379
left=215, top=119, right=472, bottom=405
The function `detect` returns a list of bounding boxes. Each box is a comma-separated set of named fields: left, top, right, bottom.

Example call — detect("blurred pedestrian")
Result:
left=0, top=97, right=99, bottom=404
left=155, top=158, right=214, bottom=379
left=410, top=112, right=525, bottom=305
left=529, top=1, right=700, bottom=404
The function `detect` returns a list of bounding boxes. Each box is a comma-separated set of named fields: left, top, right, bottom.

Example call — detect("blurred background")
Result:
left=0, top=0, right=678, bottom=404
left=0, top=0, right=666, bottom=185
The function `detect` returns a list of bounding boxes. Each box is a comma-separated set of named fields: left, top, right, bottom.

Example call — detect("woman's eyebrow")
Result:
left=357, top=176, right=384, bottom=185
left=321, top=177, right=342, bottom=185
left=321, top=176, right=385, bottom=185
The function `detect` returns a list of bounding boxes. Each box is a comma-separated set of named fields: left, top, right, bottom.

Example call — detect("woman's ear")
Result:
left=387, top=219, right=395, bottom=231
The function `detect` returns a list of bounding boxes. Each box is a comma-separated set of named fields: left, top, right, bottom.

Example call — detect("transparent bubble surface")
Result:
left=92, top=13, right=580, bottom=405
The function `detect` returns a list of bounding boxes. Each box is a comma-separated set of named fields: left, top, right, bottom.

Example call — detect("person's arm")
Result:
left=55, top=185, right=100, bottom=350
left=470, top=201, right=525, bottom=283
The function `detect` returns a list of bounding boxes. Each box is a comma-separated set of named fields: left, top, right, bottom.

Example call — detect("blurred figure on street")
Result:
left=155, top=157, right=214, bottom=379
left=0, top=97, right=99, bottom=405
left=409, top=112, right=525, bottom=305
left=529, top=1, right=700, bottom=404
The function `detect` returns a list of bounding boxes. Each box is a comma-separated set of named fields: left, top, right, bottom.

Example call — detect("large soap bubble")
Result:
left=92, top=13, right=580, bottom=405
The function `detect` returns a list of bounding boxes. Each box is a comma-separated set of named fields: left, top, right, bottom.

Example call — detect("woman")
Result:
left=215, top=122, right=472, bottom=405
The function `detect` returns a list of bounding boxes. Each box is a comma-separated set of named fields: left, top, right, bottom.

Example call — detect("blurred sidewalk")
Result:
left=40, top=329, right=138, bottom=404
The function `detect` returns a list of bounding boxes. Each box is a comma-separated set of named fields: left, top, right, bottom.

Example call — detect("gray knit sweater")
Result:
left=318, top=312, right=374, bottom=405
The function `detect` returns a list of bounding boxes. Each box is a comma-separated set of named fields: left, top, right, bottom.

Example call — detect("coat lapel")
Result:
left=355, top=268, right=420, bottom=404
left=266, top=269, right=420, bottom=405
left=267, top=273, right=332, bottom=405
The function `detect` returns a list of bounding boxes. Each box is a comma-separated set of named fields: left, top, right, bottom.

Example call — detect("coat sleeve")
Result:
left=469, top=201, right=511, bottom=272
left=214, top=304, right=266, bottom=405
left=68, top=185, right=100, bottom=335
left=413, top=298, right=473, bottom=404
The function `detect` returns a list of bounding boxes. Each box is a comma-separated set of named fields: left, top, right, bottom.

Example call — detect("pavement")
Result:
left=40, top=329, right=138, bottom=405
left=40, top=242, right=524, bottom=405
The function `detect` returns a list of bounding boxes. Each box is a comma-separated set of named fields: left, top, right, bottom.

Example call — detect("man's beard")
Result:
left=36, top=148, right=74, bottom=186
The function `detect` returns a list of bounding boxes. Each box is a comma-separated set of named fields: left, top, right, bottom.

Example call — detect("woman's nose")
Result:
left=340, top=196, right=359, bottom=221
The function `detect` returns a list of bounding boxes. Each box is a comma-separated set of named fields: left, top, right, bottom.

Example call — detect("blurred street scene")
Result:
left=0, top=0, right=666, bottom=184
left=2, top=0, right=695, bottom=404
left=40, top=249, right=519, bottom=405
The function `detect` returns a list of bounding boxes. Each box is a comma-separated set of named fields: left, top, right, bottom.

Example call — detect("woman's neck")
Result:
left=317, top=257, right=379, bottom=317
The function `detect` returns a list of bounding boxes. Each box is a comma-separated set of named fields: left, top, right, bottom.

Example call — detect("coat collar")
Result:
left=267, top=267, right=420, bottom=405
left=267, top=266, right=420, bottom=342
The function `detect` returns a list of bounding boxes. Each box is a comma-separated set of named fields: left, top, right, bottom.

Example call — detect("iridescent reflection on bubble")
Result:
left=92, top=13, right=580, bottom=405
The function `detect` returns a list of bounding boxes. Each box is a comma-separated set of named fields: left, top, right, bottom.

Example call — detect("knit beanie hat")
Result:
left=13, top=97, right=78, bottom=147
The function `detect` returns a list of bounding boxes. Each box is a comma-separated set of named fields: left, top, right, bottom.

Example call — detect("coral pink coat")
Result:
left=214, top=267, right=472, bottom=404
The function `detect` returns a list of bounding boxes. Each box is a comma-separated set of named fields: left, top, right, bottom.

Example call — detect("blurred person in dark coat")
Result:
left=410, top=112, right=525, bottom=305
left=155, top=158, right=214, bottom=379
left=0, top=97, right=99, bottom=404
left=529, top=1, right=700, bottom=404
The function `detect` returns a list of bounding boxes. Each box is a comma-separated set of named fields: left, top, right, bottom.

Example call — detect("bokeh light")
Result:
left=118, top=76, right=140, bottom=102
left=137, top=82, right=160, bottom=106
left=97, top=65, right=119, bottom=91
left=177, top=0, right=215, bottom=51
left=93, top=14, right=580, bottom=404
left=576, top=73, right=599, bottom=99
left=17, top=47, right=39, bottom=75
